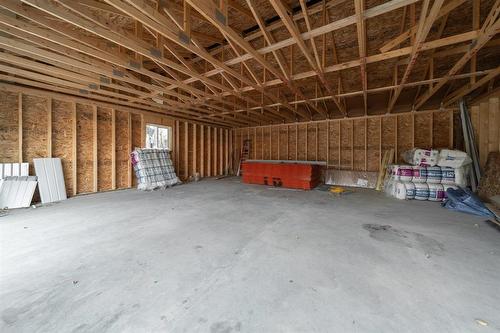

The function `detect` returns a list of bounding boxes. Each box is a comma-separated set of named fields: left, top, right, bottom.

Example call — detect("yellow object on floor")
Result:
left=329, top=186, right=346, bottom=194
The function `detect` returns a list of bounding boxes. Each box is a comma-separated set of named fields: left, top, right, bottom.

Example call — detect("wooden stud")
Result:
left=200, top=125, right=205, bottom=177
left=295, top=123, right=298, bottom=160
left=364, top=118, right=367, bottom=171
left=184, top=122, right=189, bottom=179
left=72, top=102, right=77, bottom=196
left=225, top=129, right=229, bottom=175
left=128, top=112, right=132, bottom=188
left=111, top=108, right=116, bottom=190
left=207, top=126, right=211, bottom=177
left=219, top=127, right=223, bottom=175
left=93, top=105, right=98, bottom=192
left=140, top=114, right=145, bottom=147
left=489, top=97, right=499, bottom=153
left=449, top=109, right=454, bottom=149
left=350, top=120, right=354, bottom=170
left=47, top=97, right=52, bottom=157
left=326, top=121, right=330, bottom=166
left=175, top=120, right=180, bottom=172
left=338, top=121, right=341, bottom=169
left=18, top=92, right=22, bottom=163
left=394, top=116, right=398, bottom=163
left=193, top=123, right=197, bottom=175
left=479, top=102, right=489, bottom=168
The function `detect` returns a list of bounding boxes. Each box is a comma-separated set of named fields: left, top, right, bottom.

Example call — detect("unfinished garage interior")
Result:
left=0, top=0, right=500, bottom=331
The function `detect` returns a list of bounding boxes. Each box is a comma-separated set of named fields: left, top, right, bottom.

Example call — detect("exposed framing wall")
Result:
left=0, top=88, right=230, bottom=198
left=470, top=93, right=500, bottom=170
left=232, top=109, right=455, bottom=172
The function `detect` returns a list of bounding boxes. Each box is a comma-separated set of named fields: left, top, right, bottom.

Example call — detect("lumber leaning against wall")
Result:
left=0, top=89, right=231, bottom=198
left=232, top=109, right=455, bottom=173
left=470, top=93, right=500, bottom=170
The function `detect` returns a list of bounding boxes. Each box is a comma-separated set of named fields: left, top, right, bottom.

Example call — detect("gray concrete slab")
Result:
left=1, top=177, right=499, bottom=333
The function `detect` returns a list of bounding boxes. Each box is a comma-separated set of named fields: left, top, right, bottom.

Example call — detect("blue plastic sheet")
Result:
left=442, top=187, right=494, bottom=217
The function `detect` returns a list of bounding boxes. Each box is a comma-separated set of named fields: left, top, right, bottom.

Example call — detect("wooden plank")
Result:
left=338, top=121, right=341, bottom=168
left=192, top=123, right=197, bottom=175
left=93, top=105, right=98, bottom=192
left=219, top=127, right=223, bottom=175
left=200, top=125, right=204, bottom=177
left=72, top=101, right=77, bottom=195
left=175, top=120, right=180, bottom=172
left=326, top=121, right=330, bottom=166
left=479, top=102, right=489, bottom=168
left=140, top=114, right=145, bottom=147
left=207, top=126, right=211, bottom=176
left=184, top=122, right=189, bottom=179
left=488, top=97, right=499, bottom=154
left=47, top=97, right=52, bottom=157
left=127, top=112, right=132, bottom=188
left=225, top=129, right=229, bottom=175
left=449, top=109, right=454, bottom=149
left=111, top=108, right=116, bottom=190
left=18, top=92, right=22, bottom=163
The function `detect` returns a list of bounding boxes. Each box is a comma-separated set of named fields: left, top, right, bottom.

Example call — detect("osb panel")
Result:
left=271, top=126, right=279, bottom=160
left=0, top=91, right=19, bottom=163
left=76, top=104, right=94, bottom=193
left=367, top=118, right=381, bottom=172
left=97, top=108, right=112, bottom=192
left=115, top=111, right=130, bottom=189
left=381, top=116, right=396, bottom=158
left=131, top=113, right=142, bottom=187
left=353, top=119, right=366, bottom=171
left=297, top=124, right=307, bottom=161
left=278, top=125, right=288, bottom=160
left=52, top=100, right=73, bottom=196
left=397, top=114, right=413, bottom=164
left=340, top=120, right=353, bottom=170
left=414, top=113, right=432, bottom=149
left=433, top=111, right=451, bottom=149
left=318, top=122, right=327, bottom=162
left=263, top=126, right=271, bottom=160
left=329, top=121, right=341, bottom=167
left=187, top=123, right=193, bottom=177
left=288, top=124, right=297, bottom=160
left=307, top=124, right=316, bottom=161
left=23, top=95, right=48, bottom=174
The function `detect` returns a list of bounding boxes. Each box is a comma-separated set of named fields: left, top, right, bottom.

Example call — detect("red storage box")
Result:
left=242, top=160, right=324, bottom=190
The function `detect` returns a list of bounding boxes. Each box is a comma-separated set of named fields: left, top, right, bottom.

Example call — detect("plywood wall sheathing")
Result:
left=234, top=110, right=454, bottom=172
left=470, top=93, right=500, bottom=169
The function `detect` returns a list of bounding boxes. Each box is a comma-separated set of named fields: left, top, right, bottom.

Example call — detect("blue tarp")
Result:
left=442, top=187, right=495, bottom=217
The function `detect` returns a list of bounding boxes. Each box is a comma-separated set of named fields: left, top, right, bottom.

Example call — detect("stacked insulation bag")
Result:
left=131, top=148, right=180, bottom=190
left=384, top=149, right=471, bottom=201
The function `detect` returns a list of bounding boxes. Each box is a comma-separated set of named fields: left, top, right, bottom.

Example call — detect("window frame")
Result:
left=145, top=123, right=172, bottom=150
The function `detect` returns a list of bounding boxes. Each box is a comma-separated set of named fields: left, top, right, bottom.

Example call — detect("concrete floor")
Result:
left=1, top=178, right=499, bottom=333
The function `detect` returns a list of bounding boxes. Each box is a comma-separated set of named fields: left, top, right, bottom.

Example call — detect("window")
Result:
left=146, top=124, right=171, bottom=149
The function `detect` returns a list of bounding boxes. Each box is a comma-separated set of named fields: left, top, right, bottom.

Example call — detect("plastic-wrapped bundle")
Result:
left=402, top=148, right=438, bottom=166
left=131, top=148, right=181, bottom=190
left=390, top=165, right=400, bottom=181
left=414, top=183, right=429, bottom=200
left=440, top=167, right=455, bottom=184
left=428, top=183, right=445, bottom=201
left=426, top=166, right=442, bottom=184
left=412, top=166, right=427, bottom=183
left=384, top=178, right=397, bottom=197
left=454, top=166, right=468, bottom=187
left=443, top=187, right=495, bottom=217
left=437, top=149, right=472, bottom=168
left=398, top=166, right=413, bottom=182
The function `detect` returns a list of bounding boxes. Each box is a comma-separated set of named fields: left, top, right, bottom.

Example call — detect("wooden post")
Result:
left=225, top=129, right=229, bottom=175
left=338, top=121, right=341, bottom=169
left=350, top=120, right=354, bottom=170
left=326, top=121, right=330, bottom=166
left=184, top=122, right=188, bottom=179
left=93, top=105, right=98, bottom=192
left=378, top=117, right=382, bottom=171
left=219, top=128, right=223, bottom=174
left=394, top=116, right=398, bottom=164
left=200, top=125, right=205, bottom=177
left=18, top=92, right=22, bottom=163
left=207, top=127, right=211, bottom=176
left=315, top=123, right=318, bottom=161
left=449, top=109, right=454, bottom=149
left=295, top=123, right=298, bottom=160
left=127, top=112, right=132, bottom=188
left=72, top=102, right=77, bottom=196
left=111, top=109, right=116, bottom=190
left=140, top=114, right=145, bottom=147
left=47, top=97, right=52, bottom=157
left=175, top=120, right=180, bottom=172
left=213, top=127, right=217, bottom=175
left=364, top=118, right=367, bottom=171
left=192, top=123, right=197, bottom=175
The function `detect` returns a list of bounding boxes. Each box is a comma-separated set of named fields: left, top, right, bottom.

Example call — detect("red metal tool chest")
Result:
left=242, top=160, right=324, bottom=190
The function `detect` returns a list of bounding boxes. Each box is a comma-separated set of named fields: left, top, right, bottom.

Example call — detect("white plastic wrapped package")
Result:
left=437, top=149, right=472, bottom=168
left=426, top=166, right=442, bottom=184
left=454, top=166, right=468, bottom=187
left=384, top=179, right=397, bottom=197
left=402, top=148, right=438, bottom=166
left=412, top=166, right=427, bottom=183
left=440, top=167, right=455, bottom=184
left=403, top=182, right=416, bottom=200
left=414, top=183, right=429, bottom=200
left=398, top=166, right=413, bottom=182
left=394, top=181, right=407, bottom=200
left=390, top=165, right=400, bottom=181
left=428, top=183, right=445, bottom=201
